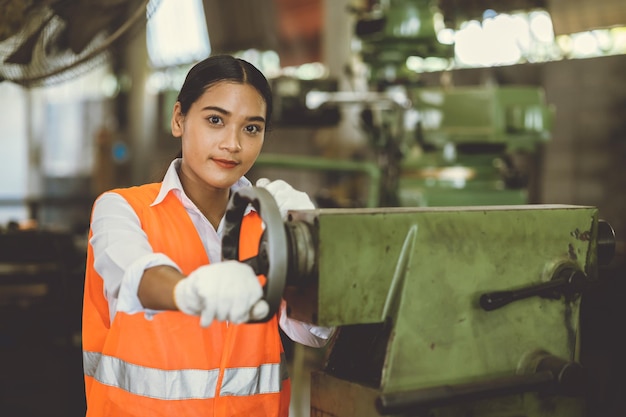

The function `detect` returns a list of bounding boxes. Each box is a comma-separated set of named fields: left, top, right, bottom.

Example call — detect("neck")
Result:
left=179, top=176, right=231, bottom=230
left=194, top=189, right=230, bottom=231
left=176, top=163, right=234, bottom=230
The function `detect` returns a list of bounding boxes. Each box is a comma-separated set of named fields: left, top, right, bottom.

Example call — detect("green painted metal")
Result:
left=293, top=204, right=600, bottom=416
left=356, top=0, right=454, bottom=81
left=398, top=185, right=528, bottom=207
left=411, top=86, right=553, bottom=151
left=393, top=86, right=553, bottom=206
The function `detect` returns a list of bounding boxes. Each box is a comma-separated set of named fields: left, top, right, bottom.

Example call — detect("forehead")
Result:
left=197, top=81, right=266, bottom=112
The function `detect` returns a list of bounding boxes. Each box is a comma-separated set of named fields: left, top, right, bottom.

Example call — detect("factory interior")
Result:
left=1, top=0, right=626, bottom=416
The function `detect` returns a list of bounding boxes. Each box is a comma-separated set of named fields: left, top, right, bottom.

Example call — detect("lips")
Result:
left=212, top=158, right=239, bottom=169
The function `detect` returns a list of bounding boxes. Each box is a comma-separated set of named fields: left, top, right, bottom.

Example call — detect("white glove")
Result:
left=256, top=178, right=315, bottom=219
left=174, top=261, right=270, bottom=326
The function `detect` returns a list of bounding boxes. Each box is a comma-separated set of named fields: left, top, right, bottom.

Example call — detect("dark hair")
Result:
left=176, top=55, right=273, bottom=128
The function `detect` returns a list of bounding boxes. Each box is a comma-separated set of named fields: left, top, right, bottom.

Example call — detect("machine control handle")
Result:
left=479, top=268, right=586, bottom=311
left=480, top=219, right=616, bottom=312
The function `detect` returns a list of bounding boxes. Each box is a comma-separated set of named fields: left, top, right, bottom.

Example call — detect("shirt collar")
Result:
left=151, top=158, right=252, bottom=207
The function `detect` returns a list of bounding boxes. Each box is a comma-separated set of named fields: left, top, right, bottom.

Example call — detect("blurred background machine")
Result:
left=223, top=187, right=616, bottom=417
left=398, top=85, right=551, bottom=207
left=266, top=0, right=552, bottom=209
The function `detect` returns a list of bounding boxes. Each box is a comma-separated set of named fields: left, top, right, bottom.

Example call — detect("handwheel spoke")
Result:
left=222, top=187, right=288, bottom=323
left=240, top=250, right=269, bottom=277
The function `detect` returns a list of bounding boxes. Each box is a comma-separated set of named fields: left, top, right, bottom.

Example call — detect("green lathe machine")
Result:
left=222, top=188, right=616, bottom=417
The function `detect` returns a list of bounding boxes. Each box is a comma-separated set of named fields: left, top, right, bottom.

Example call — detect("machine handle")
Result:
left=480, top=219, right=615, bottom=312
left=479, top=268, right=586, bottom=311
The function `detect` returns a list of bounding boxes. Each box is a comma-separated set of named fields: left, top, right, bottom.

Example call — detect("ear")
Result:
left=171, top=102, right=184, bottom=137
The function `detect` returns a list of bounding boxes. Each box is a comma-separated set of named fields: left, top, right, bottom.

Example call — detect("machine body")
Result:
left=223, top=189, right=614, bottom=416
left=294, top=205, right=599, bottom=416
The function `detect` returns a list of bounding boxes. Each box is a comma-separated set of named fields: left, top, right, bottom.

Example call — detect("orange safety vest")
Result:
left=82, top=183, right=290, bottom=417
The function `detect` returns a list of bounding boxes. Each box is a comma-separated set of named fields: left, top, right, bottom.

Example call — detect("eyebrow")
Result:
left=201, top=105, right=266, bottom=124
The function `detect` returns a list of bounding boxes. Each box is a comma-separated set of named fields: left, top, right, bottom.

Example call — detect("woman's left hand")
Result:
left=255, top=178, right=315, bottom=219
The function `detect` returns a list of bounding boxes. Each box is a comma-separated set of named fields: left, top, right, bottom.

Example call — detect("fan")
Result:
left=0, top=0, right=160, bottom=88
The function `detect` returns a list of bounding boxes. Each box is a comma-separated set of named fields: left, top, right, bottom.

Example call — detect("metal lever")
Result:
left=480, top=268, right=586, bottom=311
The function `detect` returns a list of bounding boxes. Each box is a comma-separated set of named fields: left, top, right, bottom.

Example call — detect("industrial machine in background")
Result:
left=351, top=0, right=552, bottom=208
left=398, top=85, right=552, bottom=207
left=266, top=0, right=552, bottom=209
left=222, top=187, right=616, bottom=417
left=300, top=82, right=552, bottom=208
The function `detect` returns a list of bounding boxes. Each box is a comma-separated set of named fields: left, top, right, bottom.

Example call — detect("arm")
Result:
left=90, top=192, right=182, bottom=320
left=91, top=192, right=268, bottom=325
left=141, top=261, right=271, bottom=325
left=138, top=265, right=183, bottom=310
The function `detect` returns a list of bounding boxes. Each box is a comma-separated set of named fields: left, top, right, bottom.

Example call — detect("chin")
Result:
left=207, top=176, right=240, bottom=190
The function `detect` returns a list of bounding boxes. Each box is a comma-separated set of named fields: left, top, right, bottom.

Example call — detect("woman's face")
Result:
left=172, top=81, right=267, bottom=191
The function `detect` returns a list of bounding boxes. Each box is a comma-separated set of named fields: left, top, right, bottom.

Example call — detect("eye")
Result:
left=207, top=115, right=223, bottom=125
left=245, top=124, right=263, bottom=135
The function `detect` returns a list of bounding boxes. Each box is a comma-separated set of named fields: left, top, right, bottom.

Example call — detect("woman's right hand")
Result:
left=174, top=261, right=269, bottom=326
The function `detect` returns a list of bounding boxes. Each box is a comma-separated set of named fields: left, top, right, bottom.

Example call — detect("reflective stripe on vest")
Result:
left=83, top=350, right=289, bottom=400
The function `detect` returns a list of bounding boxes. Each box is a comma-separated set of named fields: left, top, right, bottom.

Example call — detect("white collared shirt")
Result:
left=89, top=158, right=332, bottom=347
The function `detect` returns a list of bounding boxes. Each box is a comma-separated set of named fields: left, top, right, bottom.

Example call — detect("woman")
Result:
left=82, top=55, right=332, bottom=417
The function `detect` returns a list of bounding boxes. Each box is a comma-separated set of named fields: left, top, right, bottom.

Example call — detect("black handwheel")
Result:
left=222, top=187, right=288, bottom=323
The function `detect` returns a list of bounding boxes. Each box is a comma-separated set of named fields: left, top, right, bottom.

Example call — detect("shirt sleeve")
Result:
left=278, top=300, right=335, bottom=348
left=89, top=192, right=181, bottom=322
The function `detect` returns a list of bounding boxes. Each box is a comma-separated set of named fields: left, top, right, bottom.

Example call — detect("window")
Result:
left=146, top=0, right=211, bottom=68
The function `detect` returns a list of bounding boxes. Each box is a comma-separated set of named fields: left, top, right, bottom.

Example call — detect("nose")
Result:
left=219, top=127, right=242, bottom=152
